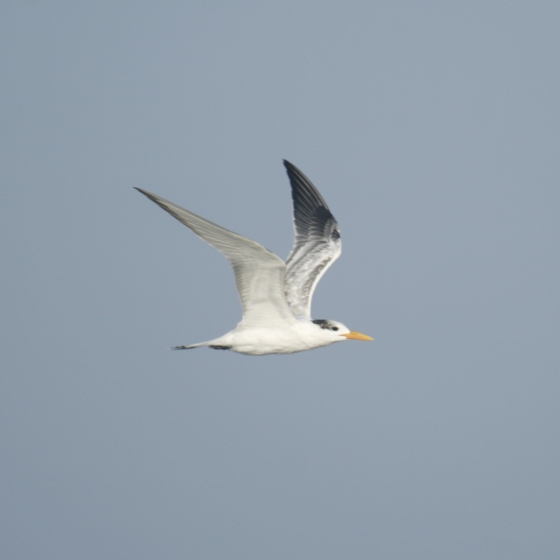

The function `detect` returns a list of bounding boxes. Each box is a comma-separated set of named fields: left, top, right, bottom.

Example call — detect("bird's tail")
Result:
left=172, top=341, right=209, bottom=350
left=172, top=340, right=232, bottom=351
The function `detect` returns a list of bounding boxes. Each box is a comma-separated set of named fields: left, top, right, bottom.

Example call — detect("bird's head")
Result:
left=312, top=319, right=373, bottom=341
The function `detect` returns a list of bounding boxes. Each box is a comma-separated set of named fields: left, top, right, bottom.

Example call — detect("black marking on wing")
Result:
left=209, top=345, right=232, bottom=350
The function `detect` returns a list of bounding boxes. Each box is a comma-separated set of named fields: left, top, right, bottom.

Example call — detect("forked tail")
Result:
left=172, top=341, right=231, bottom=351
left=172, top=342, right=208, bottom=350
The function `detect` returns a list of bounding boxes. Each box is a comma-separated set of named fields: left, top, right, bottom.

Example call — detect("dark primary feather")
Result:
left=283, top=159, right=340, bottom=246
left=283, top=160, right=330, bottom=233
left=283, top=160, right=342, bottom=320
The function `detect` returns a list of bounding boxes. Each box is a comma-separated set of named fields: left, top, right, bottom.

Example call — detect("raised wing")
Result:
left=135, top=188, right=297, bottom=327
left=283, top=161, right=342, bottom=320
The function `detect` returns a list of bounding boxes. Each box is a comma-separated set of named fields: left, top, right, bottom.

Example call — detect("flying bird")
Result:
left=135, top=160, right=372, bottom=355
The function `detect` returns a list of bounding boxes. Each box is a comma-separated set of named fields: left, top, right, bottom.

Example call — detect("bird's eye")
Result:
left=332, top=327, right=339, bottom=331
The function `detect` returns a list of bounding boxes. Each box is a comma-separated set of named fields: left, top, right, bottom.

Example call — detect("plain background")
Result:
left=2, top=1, right=559, bottom=559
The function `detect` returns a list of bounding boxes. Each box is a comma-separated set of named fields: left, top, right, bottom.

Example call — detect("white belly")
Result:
left=214, top=323, right=343, bottom=355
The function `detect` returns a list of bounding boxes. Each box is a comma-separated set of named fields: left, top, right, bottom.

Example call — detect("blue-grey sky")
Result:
left=2, top=1, right=559, bottom=559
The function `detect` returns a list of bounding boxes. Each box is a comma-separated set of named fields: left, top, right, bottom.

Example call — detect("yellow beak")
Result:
left=343, top=330, right=374, bottom=341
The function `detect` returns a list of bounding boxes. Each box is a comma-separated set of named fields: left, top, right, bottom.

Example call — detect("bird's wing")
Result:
left=283, top=161, right=342, bottom=320
left=135, top=188, right=297, bottom=327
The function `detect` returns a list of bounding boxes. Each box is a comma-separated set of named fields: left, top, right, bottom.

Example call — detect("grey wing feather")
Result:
left=135, top=188, right=297, bottom=327
left=283, top=161, right=342, bottom=320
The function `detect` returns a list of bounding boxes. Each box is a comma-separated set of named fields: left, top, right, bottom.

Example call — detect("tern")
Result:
left=135, top=160, right=373, bottom=355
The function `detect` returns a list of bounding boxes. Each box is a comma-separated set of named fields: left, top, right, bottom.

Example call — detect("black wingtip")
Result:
left=283, top=159, right=296, bottom=171
left=282, top=159, right=331, bottom=213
